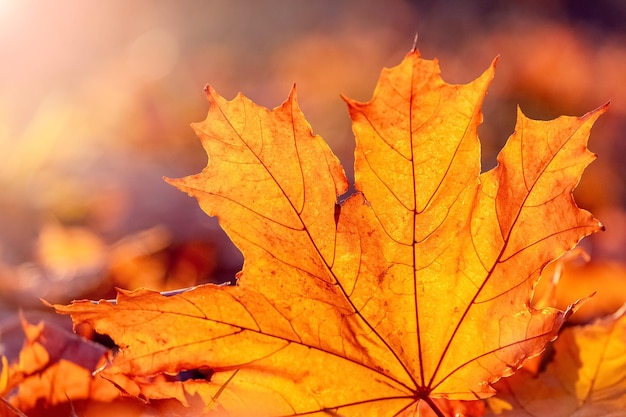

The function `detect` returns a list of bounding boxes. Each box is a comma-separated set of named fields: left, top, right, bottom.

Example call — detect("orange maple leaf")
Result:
left=54, top=49, right=606, bottom=416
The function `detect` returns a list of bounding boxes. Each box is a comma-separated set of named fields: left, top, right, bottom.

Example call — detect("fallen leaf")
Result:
left=536, top=259, right=626, bottom=324
left=36, top=221, right=108, bottom=281
left=108, top=229, right=218, bottom=291
left=0, top=319, right=147, bottom=417
left=486, top=306, right=626, bottom=416
left=0, top=222, right=107, bottom=305
left=55, top=49, right=606, bottom=416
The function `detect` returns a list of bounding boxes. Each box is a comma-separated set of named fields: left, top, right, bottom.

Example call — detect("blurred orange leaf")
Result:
left=55, top=49, right=606, bottom=416
left=487, top=307, right=626, bottom=416
left=537, top=259, right=626, bottom=324
left=0, top=319, right=148, bottom=417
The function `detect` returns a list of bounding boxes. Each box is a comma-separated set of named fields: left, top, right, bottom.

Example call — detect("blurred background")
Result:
left=0, top=0, right=624, bottom=315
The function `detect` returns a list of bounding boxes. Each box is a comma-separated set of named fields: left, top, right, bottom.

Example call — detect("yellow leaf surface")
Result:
left=487, top=307, right=626, bottom=416
left=55, top=49, right=606, bottom=416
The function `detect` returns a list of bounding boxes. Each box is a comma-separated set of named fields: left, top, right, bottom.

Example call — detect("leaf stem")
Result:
left=423, top=397, right=445, bottom=417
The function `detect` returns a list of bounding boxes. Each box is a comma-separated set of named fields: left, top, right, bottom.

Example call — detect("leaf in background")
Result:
left=55, top=49, right=606, bottom=416
left=0, top=320, right=148, bottom=417
left=487, top=307, right=626, bottom=416
left=536, top=259, right=626, bottom=324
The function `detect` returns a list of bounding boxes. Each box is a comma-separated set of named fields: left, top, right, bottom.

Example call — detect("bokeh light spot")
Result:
left=127, top=29, right=179, bottom=81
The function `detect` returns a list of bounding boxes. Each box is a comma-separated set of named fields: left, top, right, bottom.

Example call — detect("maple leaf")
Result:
left=487, top=306, right=626, bottom=416
left=54, top=49, right=606, bottom=416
